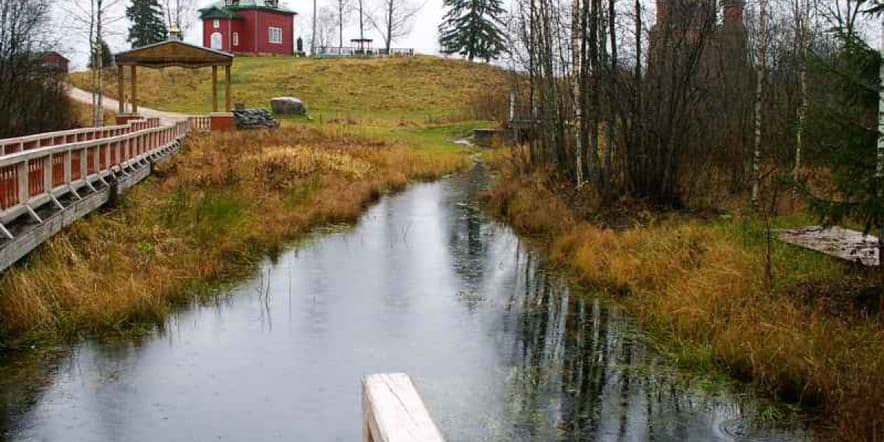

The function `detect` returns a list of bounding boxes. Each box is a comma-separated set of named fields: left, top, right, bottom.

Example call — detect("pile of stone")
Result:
left=233, top=108, right=279, bottom=129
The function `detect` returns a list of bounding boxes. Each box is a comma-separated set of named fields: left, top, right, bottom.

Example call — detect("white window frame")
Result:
left=213, top=19, right=220, bottom=28
left=268, top=27, right=283, bottom=44
left=232, top=32, right=239, bottom=46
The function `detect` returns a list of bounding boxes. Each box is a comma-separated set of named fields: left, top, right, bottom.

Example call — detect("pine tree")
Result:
left=438, top=0, right=507, bottom=62
left=126, top=0, right=168, bottom=48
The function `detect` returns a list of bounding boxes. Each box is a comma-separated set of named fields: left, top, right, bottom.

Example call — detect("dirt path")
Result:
left=68, top=86, right=189, bottom=124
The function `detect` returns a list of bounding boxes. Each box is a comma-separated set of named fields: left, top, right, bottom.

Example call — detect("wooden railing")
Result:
left=0, top=119, right=188, bottom=271
left=316, top=47, right=415, bottom=57
left=0, top=120, right=187, bottom=225
left=362, top=373, right=444, bottom=442
left=188, top=115, right=211, bottom=132
left=0, top=118, right=161, bottom=156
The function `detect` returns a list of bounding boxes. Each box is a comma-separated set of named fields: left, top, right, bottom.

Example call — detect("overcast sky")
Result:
left=56, top=0, right=452, bottom=70
left=52, top=0, right=880, bottom=71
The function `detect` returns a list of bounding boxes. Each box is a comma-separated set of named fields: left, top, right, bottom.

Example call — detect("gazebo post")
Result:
left=130, top=65, right=138, bottom=114
left=212, top=65, right=218, bottom=112
left=224, top=65, right=231, bottom=111
left=117, top=65, right=125, bottom=114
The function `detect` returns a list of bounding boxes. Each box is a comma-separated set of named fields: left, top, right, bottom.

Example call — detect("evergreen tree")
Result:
left=438, top=0, right=507, bottom=61
left=88, top=39, right=114, bottom=69
left=126, top=0, right=167, bottom=48
left=803, top=28, right=884, bottom=270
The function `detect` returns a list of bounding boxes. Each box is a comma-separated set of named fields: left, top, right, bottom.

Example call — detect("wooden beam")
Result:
left=224, top=65, right=232, bottom=112
left=211, top=65, right=218, bottom=113
left=362, top=373, right=445, bottom=442
left=117, top=65, right=124, bottom=114
left=130, top=65, right=138, bottom=113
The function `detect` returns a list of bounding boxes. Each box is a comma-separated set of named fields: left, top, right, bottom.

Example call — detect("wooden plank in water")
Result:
left=362, top=373, right=445, bottom=442
left=777, top=226, right=879, bottom=266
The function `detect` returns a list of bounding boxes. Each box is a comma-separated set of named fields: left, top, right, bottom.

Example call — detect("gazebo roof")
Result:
left=115, top=40, right=234, bottom=69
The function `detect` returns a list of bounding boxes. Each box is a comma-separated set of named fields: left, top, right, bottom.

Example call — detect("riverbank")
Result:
left=482, top=158, right=883, bottom=440
left=0, top=125, right=468, bottom=350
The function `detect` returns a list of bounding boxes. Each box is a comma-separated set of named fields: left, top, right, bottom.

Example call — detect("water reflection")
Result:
left=0, top=168, right=808, bottom=441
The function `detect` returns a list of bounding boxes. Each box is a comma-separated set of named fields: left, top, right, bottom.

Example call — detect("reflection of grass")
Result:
left=69, top=56, right=509, bottom=123
left=483, top=159, right=882, bottom=440
left=0, top=126, right=468, bottom=346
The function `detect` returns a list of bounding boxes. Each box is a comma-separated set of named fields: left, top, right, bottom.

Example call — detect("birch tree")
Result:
left=63, top=0, right=124, bottom=126
left=752, top=0, right=769, bottom=209
left=162, top=0, right=195, bottom=35
left=877, top=15, right=884, bottom=270
left=367, top=0, right=422, bottom=53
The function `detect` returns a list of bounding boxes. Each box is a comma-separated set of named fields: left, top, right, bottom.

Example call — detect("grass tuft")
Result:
left=483, top=151, right=884, bottom=441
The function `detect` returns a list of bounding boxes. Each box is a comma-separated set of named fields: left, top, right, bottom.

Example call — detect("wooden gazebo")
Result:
left=114, top=39, right=235, bottom=127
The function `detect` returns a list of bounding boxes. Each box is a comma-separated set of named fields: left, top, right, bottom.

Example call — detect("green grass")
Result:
left=70, top=55, right=510, bottom=123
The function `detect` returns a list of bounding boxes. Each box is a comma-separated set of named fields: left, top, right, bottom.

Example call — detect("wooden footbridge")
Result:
left=0, top=117, right=189, bottom=272
left=0, top=38, right=236, bottom=273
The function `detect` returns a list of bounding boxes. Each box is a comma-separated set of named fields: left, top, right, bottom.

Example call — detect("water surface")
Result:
left=1, top=167, right=809, bottom=441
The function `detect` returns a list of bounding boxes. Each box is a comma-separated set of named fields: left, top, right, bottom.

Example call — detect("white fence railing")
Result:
left=0, top=120, right=188, bottom=226
left=316, top=47, right=415, bottom=57
left=0, top=118, right=161, bottom=156
left=362, top=373, right=444, bottom=442
left=188, top=115, right=211, bottom=132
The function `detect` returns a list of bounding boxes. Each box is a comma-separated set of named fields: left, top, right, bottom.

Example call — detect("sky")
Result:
left=55, top=0, right=451, bottom=70
left=51, top=0, right=882, bottom=71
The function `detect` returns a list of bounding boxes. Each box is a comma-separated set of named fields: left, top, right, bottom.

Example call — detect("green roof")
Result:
left=198, top=0, right=296, bottom=18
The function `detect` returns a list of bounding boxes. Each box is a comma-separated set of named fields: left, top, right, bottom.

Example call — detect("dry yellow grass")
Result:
left=0, top=127, right=466, bottom=343
left=483, top=154, right=884, bottom=441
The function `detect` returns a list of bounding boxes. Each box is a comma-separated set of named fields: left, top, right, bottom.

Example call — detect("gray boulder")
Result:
left=270, top=97, right=307, bottom=115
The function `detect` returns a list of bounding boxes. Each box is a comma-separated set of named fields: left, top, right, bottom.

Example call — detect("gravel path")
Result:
left=68, top=86, right=189, bottom=124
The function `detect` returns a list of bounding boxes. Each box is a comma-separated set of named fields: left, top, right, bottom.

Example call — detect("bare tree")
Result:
left=0, top=0, right=74, bottom=137
left=162, top=0, right=196, bottom=36
left=313, top=6, right=338, bottom=50
left=62, top=0, right=125, bottom=126
left=367, top=0, right=422, bottom=53
left=336, top=0, right=351, bottom=49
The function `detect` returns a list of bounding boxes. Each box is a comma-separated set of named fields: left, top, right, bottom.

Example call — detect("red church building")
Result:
left=199, top=0, right=297, bottom=55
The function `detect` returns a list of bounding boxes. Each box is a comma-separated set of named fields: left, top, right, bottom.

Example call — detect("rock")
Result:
left=233, top=108, right=279, bottom=130
left=270, top=97, right=307, bottom=115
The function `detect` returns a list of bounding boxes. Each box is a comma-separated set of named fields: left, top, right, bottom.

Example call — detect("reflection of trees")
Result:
left=446, top=166, right=493, bottom=292
left=501, top=251, right=729, bottom=441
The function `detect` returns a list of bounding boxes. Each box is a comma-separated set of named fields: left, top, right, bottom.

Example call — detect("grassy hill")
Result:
left=70, top=55, right=510, bottom=123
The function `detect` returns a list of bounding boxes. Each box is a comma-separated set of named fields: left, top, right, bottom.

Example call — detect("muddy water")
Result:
left=1, top=166, right=810, bottom=441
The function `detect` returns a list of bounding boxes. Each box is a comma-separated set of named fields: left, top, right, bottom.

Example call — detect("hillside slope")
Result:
left=70, top=55, right=509, bottom=122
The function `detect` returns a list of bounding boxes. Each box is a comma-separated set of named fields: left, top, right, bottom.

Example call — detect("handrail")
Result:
left=362, top=373, right=444, bottom=442
left=0, top=120, right=188, bottom=225
left=188, top=115, right=212, bottom=132
left=0, top=118, right=161, bottom=156
left=316, top=47, right=415, bottom=57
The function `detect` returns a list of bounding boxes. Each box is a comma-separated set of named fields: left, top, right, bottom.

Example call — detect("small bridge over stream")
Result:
left=0, top=38, right=241, bottom=273
left=0, top=117, right=189, bottom=272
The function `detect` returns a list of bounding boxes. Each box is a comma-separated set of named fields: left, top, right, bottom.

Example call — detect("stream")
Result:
left=0, top=165, right=811, bottom=441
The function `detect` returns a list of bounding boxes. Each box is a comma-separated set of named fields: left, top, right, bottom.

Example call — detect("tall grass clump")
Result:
left=0, top=126, right=467, bottom=345
left=483, top=152, right=883, bottom=441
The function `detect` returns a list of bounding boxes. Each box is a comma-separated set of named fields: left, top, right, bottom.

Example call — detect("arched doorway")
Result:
left=210, top=32, right=223, bottom=50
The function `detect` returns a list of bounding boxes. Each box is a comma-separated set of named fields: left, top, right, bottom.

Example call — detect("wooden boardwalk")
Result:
left=778, top=226, right=880, bottom=266
left=0, top=118, right=189, bottom=272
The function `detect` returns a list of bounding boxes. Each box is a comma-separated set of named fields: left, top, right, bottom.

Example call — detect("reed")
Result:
left=0, top=126, right=467, bottom=347
left=483, top=157, right=883, bottom=441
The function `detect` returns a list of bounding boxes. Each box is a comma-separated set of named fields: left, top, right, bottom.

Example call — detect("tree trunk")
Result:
left=311, top=0, right=317, bottom=53
left=571, top=0, right=583, bottom=185
left=794, top=0, right=808, bottom=181
left=877, top=17, right=884, bottom=273
left=751, top=0, right=767, bottom=209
